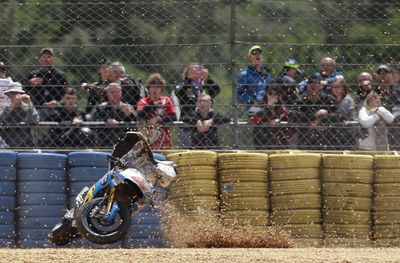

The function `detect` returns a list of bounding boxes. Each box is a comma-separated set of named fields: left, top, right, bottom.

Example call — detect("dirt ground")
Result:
left=1, top=248, right=400, bottom=263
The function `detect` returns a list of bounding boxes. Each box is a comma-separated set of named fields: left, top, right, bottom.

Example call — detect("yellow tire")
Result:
left=270, top=194, right=321, bottom=210
left=169, top=196, right=219, bottom=211
left=177, top=165, right=216, bottom=173
left=374, top=225, right=400, bottom=239
left=321, top=168, right=373, bottom=184
left=269, top=153, right=321, bottom=169
left=374, top=155, right=400, bottom=169
left=374, top=196, right=400, bottom=211
left=323, top=238, right=372, bottom=247
left=375, top=169, right=400, bottom=183
left=168, top=151, right=217, bottom=166
left=219, top=172, right=268, bottom=183
left=221, top=197, right=269, bottom=211
left=323, top=224, right=371, bottom=239
left=170, top=179, right=218, bottom=188
left=323, top=209, right=371, bottom=225
left=270, top=209, right=321, bottom=224
left=374, top=183, right=400, bottom=196
left=322, top=154, right=373, bottom=169
left=270, top=179, right=321, bottom=195
left=221, top=210, right=269, bottom=226
left=322, top=182, right=373, bottom=197
left=280, top=224, right=322, bottom=238
left=220, top=189, right=268, bottom=198
left=218, top=152, right=268, bottom=167
left=169, top=188, right=218, bottom=199
left=323, top=196, right=372, bottom=211
left=270, top=168, right=320, bottom=181
left=373, top=211, right=400, bottom=224
left=220, top=181, right=268, bottom=191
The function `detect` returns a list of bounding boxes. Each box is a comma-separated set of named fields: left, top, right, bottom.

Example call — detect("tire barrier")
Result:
left=321, top=154, right=374, bottom=247
left=270, top=153, right=322, bottom=246
left=373, top=155, right=400, bottom=247
left=218, top=153, right=269, bottom=227
left=3, top=151, right=400, bottom=248
left=166, top=151, right=219, bottom=215
left=0, top=151, right=17, bottom=247
left=16, top=153, right=68, bottom=248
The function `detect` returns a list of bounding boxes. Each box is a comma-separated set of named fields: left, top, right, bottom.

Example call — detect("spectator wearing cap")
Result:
left=0, top=62, right=14, bottom=109
left=108, top=62, right=146, bottom=106
left=247, top=81, right=290, bottom=149
left=374, top=65, right=400, bottom=149
left=356, top=72, right=374, bottom=111
left=0, top=82, right=39, bottom=147
left=182, top=93, right=230, bottom=149
left=89, top=82, right=136, bottom=147
left=300, top=57, right=344, bottom=95
left=81, top=58, right=111, bottom=114
left=236, top=45, right=271, bottom=107
left=174, top=63, right=221, bottom=147
left=23, top=48, right=68, bottom=119
left=136, top=73, right=177, bottom=149
left=45, top=87, right=94, bottom=147
left=275, top=58, right=303, bottom=105
left=293, top=73, right=337, bottom=149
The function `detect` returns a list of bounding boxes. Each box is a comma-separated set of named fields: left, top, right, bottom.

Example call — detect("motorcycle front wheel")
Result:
left=75, top=197, right=132, bottom=244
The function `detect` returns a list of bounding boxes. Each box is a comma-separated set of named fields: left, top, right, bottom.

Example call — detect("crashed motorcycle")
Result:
left=49, top=132, right=177, bottom=245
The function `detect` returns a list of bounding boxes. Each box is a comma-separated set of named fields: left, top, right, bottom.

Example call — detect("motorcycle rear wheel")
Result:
left=49, top=219, right=79, bottom=246
left=75, top=197, right=131, bottom=244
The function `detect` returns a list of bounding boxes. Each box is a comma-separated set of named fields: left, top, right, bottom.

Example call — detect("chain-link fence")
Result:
left=0, top=0, right=400, bottom=150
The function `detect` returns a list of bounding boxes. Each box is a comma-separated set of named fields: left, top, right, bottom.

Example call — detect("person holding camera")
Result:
left=0, top=82, right=39, bottom=147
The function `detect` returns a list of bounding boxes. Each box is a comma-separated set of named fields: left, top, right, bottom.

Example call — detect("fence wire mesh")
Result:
left=0, top=0, right=400, bottom=150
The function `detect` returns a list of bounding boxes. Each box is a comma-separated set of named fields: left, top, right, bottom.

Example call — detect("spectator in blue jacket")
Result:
left=236, top=45, right=271, bottom=108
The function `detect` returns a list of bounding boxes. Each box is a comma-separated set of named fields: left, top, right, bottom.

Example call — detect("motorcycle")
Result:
left=49, top=132, right=177, bottom=245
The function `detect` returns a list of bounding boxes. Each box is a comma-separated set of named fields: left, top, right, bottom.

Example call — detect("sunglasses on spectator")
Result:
left=377, top=69, right=392, bottom=74
left=267, top=91, right=278, bottom=96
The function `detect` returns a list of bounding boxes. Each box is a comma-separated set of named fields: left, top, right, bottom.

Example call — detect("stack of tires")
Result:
left=67, top=152, right=122, bottom=248
left=17, top=153, right=68, bottom=248
left=373, top=155, right=400, bottom=246
left=123, top=206, right=165, bottom=248
left=218, top=153, right=269, bottom=226
left=269, top=153, right=322, bottom=247
left=0, top=151, right=17, bottom=247
left=321, top=154, right=374, bottom=247
left=166, top=151, right=219, bottom=218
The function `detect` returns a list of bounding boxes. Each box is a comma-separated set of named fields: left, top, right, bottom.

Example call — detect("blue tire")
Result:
left=18, top=217, right=59, bottom=229
left=17, top=205, right=66, bottom=218
left=17, top=181, right=67, bottom=193
left=18, top=169, right=66, bottom=181
left=133, top=213, right=162, bottom=225
left=127, top=224, right=162, bottom=238
left=18, top=239, right=56, bottom=248
left=68, top=167, right=108, bottom=182
left=0, top=225, right=15, bottom=239
left=0, top=181, right=16, bottom=195
left=69, top=181, right=92, bottom=195
left=0, top=167, right=17, bottom=181
left=123, top=237, right=165, bottom=248
left=0, top=151, right=16, bottom=166
left=18, top=193, right=67, bottom=206
left=18, top=153, right=67, bottom=169
left=68, top=152, right=110, bottom=168
left=69, top=238, right=123, bottom=249
left=0, top=211, right=14, bottom=224
left=0, top=196, right=15, bottom=210
left=0, top=238, right=16, bottom=248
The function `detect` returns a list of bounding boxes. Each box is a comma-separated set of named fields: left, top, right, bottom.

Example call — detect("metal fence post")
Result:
left=230, top=0, right=239, bottom=149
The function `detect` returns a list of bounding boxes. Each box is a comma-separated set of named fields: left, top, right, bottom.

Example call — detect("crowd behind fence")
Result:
left=1, top=0, right=400, bottom=150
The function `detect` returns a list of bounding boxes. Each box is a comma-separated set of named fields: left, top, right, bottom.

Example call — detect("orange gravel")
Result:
left=1, top=248, right=400, bottom=263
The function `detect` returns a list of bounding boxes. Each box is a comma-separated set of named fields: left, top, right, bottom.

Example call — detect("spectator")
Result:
left=374, top=65, right=400, bottom=149
left=108, top=62, right=146, bottom=106
left=236, top=45, right=271, bottom=107
left=358, top=91, right=400, bottom=151
left=90, top=82, right=136, bottom=146
left=294, top=73, right=337, bottom=149
left=23, top=48, right=68, bottom=119
left=330, top=78, right=356, bottom=149
left=300, top=57, right=344, bottom=94
left=0, top=62, right=14, bottom=109
left=182, top=93, right=230, bottom=149
left=174, top=63, right=221, bottom=147
left=81, top=58, right=111, bottom=114
left=0, top=82, right=39, bottom=147
left=45, top=87, right=94, bottom=147
left=136, top=73, right=177, bottom=150
left=355, top=72, right=373, bottom=111
left=275, top=58, right=303, bottom=105
left=247, top=82, right=290, bottom=149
